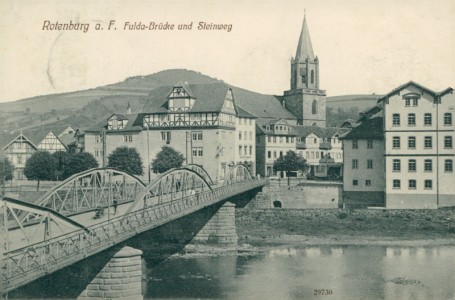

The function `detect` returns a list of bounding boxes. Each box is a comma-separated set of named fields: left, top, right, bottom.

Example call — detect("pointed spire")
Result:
left=295, top=14, right=315, bottom=61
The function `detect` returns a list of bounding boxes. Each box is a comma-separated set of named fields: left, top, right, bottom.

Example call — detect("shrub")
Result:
left=448, top=227, right=455, bottom=234
left=337, top=212, right=348, bottom=219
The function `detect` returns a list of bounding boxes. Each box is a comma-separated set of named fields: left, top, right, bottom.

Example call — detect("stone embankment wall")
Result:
left=248, top=181, right=343, bottom=209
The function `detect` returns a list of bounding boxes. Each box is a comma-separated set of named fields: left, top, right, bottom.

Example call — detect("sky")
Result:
left=0, top=0, right=454, bottom=103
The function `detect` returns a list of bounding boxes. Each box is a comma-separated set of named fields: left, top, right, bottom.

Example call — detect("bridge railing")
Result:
left=1, top=178, right=266, bottom=293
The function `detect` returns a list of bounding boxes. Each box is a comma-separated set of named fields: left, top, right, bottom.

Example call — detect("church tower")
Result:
left=283, top=15, right=326, bottom=127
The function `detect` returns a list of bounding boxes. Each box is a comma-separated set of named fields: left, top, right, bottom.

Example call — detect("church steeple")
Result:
left=290, top=14, right=319, bottom=91
left=284, top=14, right=326, bottom=127
left=295, top=16, right=314, bottom=61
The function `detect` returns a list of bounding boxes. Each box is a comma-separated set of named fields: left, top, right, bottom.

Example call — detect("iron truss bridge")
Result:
left=0, top=164, right=266, bottom=294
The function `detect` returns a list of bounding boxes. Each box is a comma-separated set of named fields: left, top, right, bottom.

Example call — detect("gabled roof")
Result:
left=141, top=82, right=296, bottom=121
left=85, top=114, right=143, bottom=133
left=236, top=105, right=257, bottom=119
left=342, top=116, right=384, bottom=140
left=108, top=113, right=129, bottom=121
left=2, top=133, right=38, bottom=151
left=295, top=16, right=315, bottom=60
left=292, top=126, right=349, bottom=139
left=377, top=81, right=454, bottom=103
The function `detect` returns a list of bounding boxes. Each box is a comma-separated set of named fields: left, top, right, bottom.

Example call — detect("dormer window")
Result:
left=107, top=114, right=128, bottom=130
left=168, top=84, right=195, bottom=112
left=403, top=94, right=420, bottom=107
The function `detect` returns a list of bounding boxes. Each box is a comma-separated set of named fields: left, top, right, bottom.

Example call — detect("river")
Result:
left=144, top=245, right=455, bottom=300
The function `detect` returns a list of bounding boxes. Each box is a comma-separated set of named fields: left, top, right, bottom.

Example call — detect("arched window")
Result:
left=312, top=100, right=318, bottom=114
left=311, top=70, right=314, bottom=84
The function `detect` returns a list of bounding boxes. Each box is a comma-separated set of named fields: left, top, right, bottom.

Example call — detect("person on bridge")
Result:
left=113, top=200, right=118, bottom=215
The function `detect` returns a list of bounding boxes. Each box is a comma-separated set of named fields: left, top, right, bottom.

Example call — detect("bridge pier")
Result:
left=77, top=246, right=143, bottom=300
left=192, top=201, right=238, bottom=245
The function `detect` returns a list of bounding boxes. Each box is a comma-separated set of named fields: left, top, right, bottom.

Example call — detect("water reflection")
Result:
left=146, top=245, right=455, bottom=300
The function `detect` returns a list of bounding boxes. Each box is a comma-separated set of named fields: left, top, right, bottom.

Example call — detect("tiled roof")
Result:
left=85, top=114, right=143, bottom=133
left=291, top=126, right=349, bottom=139
left=236, top=105, right=257, bottom=119
left=377, top=81, right=453, bottom=103
left=141, top=82, right=296, bottom=120
left=342, top=116, right=383, bottom=140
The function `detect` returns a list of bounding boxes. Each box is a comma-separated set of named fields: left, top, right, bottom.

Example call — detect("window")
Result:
left=249, top=132, right=252, bottom=140
left=424, top=113, right=432, bottom=126
left=249, top=146, right=252, bottom=155
left=367, top=159, right=373, bottom=169
left=95, top=136, right=100, bottom=143
left=352, top=159, right=358, bottom=169
left=312, top=100, right=318, bottom=114
left=273, top=137, right=277, bottom=143
left=445, top=160, right=453, bottom=172
left=161, top=132, right=171, bottom=143
left=365, top=180, right=371, bottom=186
left=424, top=159, right=432, bottom=172
left=424, top=180, right=433, bottom=189
left=192, top=131, right=203, bottom=140
left=353, top=180, right=358, bottom=186
left=405, top=99, right=410, bottom=107
left=392, top=136, right=400, bottom=149
left=268, top=136, right=271, bottom=143
left=392, top=114, right=400, bottom=126
left=408, top=113, right=416, bottom=126
left=367, top=139, right=373, bottom=149
left=267, top=151, right=271, bottom=158
left=444, top=113, right=452, bottom=125
left=311, top=70, right=314, bottom=84
left=124, top=135, right=133, bottom=142
left=408, top=136, right=416, bottom=149
left=17, top=154, right=22, bottom=164
left=393, top=159, right=401, bottom=172
left=408, top=180, right=416, bottom=189
left=393, top=179, right=401, bottom=189
left=274, top=151, right=277, bottom=158
left=408, top=159, right=416, bottom=172
left=238, top=146, right=242, bottom=156
left=424, top=136, right=432, bottom=148
left=192, top=147, right=203, bottom=157
left=279, top=151, right=283, bottom=157
left=413, top=98, right=418, bottom=106
left=352, top=140, right=358, bottom=149
left=444, top=136, right=453, bottom=149
left=286, top=137, right=289, bottom=143
left=239, top=132, right=242, bottom=140
left=244, top=146, right=247, bottom=155
left=316, top=152, right=320, bottom=159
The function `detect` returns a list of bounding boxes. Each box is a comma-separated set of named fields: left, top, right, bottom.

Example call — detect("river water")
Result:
left=144, top=245, right=455, bottom=300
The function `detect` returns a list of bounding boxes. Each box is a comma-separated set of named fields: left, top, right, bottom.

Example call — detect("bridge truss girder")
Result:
left=223, top=163, right=253, bottom=185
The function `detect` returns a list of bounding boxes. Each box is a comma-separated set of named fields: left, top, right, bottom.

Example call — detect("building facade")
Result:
left=381, top=82, right=454, bottom=208
left=282, top=16, right=327, bottom=127
left=342, top=82, right=454, bottom=209
left=84, top=82, right=256, bottom=183
left=3, top=134, right=37, bottom=180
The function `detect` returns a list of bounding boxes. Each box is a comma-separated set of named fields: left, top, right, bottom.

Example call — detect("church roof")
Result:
left=295, top=16, right=315, bottom=60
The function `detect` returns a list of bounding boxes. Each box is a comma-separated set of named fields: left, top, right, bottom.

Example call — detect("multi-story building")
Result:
left=343, top=82, right=454, bottom=209
left=294, top=127, right=348, bottom=178
left=282, top=16, right=326, bottom=127
left=85, top=82, right=257, bottom=183
left=381, top=82, right=454, bottom=208
left=342, top=115, right=385, bottom=207
left=255, top=119, right=297, bottom=177
left=2, top=127, right=75, bottom=180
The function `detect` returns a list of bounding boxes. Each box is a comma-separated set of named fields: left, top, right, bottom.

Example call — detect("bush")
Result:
left=337, top=212, right=348, bottom=219
left=448, top=227, right=455, bottom=234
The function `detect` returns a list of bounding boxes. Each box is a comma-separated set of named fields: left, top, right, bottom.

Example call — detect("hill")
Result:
left=0, top=68, right=381, bottom=134
left=0, top=69, right=222, bottom=134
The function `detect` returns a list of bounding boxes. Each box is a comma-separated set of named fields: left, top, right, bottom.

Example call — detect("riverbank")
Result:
left=236, top=207, right=455, bottom=247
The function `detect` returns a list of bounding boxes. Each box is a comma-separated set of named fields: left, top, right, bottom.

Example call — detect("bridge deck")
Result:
left=1, top=178, right=266, bottom=294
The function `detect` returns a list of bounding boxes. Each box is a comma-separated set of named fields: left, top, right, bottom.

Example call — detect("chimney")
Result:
left=127, top=102, right=132, bottom=114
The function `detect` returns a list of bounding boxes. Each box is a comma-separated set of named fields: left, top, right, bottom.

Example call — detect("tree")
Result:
left=151, top=146, right=185, bottom=174
left=24, top=151, right=56, bottom=190
left=4, top=157, right=14, bottom=181
left=62, top=152, right=98, bottom=179
left=273, top=150, right=307, bottom=185
left=52, top=150, right=71, bottom=180
left=107, top=146, right=143, bottom=175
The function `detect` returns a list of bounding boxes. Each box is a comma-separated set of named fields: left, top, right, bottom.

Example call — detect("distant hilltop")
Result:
left=0, top=69, right=379, bottom=135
